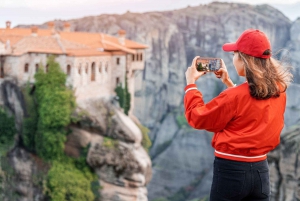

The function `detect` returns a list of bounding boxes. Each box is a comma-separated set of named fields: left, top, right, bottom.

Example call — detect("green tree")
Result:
left=0, top=108, right=16, bottom=154
left=46, top=161, right=95, bottom=201
left=114, top=75, right=131, bottom=115
left=34, top=56, right=75, bottom=161
left=22, top=83, right=38, bottom=152
left=123, top=75, right=131, bottom=115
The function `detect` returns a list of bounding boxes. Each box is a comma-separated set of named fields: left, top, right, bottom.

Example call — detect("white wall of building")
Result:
left=1, top=50, right=145, bottom=115
left=0, top=42, right=5, bottom=54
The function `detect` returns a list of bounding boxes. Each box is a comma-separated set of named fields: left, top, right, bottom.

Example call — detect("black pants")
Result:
left=210, top=157, right=270, bottom=201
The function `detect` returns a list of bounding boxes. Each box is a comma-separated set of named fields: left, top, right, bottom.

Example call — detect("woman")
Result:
left=184, top=29, right=292, bottom=201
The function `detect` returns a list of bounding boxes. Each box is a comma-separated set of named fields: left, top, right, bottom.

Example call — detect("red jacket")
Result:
left=184, top=82, right=286, bottom=162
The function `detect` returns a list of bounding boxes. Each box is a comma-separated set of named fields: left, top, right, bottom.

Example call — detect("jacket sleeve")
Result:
left=184, top=84, right=236, bottom=132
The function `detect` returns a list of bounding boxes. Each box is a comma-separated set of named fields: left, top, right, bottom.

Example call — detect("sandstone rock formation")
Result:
left=0, top=79, right=152, bottom=201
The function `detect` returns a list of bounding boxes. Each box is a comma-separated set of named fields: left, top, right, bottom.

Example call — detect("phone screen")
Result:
left=196, top=58, right=221, bottom=72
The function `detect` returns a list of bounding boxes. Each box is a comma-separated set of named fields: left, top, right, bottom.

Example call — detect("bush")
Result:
left=0, top=108, right=16, bottom=153
left=136, top=123, right=152, bottom=153
left=22, top=83, right=38, bottom=152
left=34, top=56, right=75, bottom=161
left=103, top=137, right=118, bottom=149
left=114, top=75, right=131, bottom=115
left=46, top=160, right=96, bottom=201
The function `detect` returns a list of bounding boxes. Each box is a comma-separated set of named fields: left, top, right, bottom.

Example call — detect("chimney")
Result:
left=31, top=26, right=38, bottom=36
left=118, top=29, right=126, bottom=45
left=63, top=22, right=71, bottom=32
left=48, top=21, right=55, bottom=33
left=6, top=21, right=11, bottom=29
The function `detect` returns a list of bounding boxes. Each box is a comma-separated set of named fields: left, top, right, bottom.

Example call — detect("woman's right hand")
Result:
left=214, top=59, right=235, bottom=88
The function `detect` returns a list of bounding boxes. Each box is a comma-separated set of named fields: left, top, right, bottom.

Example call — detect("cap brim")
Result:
left=222, top=43, right=238, bottom=52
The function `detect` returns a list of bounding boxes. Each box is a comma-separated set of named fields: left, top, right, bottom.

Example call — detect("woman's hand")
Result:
left=214, top=59, right=235, bottom=88
left=185, top=56, right=206, bottom=85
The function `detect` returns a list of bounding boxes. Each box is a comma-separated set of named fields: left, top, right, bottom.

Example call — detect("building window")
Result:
left=35, top=64, right=39, bottom=72
left=67, top=65, right=71, bottom=76
left=140, top=53, right=143, bottom=61
left=116, top=77, right=120, bottom=85
left=116, top=58, right=120, bottom=65
left=24, top=63, right=29, bottom=73
left=99, top=62, right=102, bottom=73
left=85, top=63, right=88, bottom=74
left=132, top=54, right=135, bottom=61
left=91, top=62, right=95, bottom=81
left=136, top=53, right=139, bottom=61
left=46, top=64, right=49, bottom=73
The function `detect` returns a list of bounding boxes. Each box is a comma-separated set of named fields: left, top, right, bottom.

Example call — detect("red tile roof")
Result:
left=0, top=27, right=147, bottom=56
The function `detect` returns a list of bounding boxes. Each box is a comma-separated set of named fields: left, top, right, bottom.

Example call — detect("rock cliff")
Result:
left=16, top=2, right=300, bottom=201
left=0, top=79, right=151, bottom=201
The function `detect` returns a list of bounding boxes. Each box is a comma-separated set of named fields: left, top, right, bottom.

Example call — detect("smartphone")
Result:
left=196, top=57, right=222, bottom=72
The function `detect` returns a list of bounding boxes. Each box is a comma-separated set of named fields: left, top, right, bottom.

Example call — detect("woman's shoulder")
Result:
left=223, top=82, right=249, bottom=95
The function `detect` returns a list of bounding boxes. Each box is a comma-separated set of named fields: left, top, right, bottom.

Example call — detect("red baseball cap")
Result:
left=222, top=29, right=272, bottom=59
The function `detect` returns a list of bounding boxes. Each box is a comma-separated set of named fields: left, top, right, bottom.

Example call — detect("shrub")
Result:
left=114, top=75, right=131, bottom=115
left=46, top=160, right=96, bottom=201
left=22, top=83, right=38, bottom=152
left=34, top=56, right=75, bottom=161
left=0, top=108, right=16, bottom=153
left=136, top=123, right=152, bottom=152
left=103, top=137, right=118, bottom=149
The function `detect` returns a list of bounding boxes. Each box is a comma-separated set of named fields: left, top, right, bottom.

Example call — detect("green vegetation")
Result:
left=176, top=114, right=188, bottom=128
left=22, top=83, right=38, bottom=152
left=0, top=108, right=16, bottom=154
left=21, top=56, right=100, bottom=201
left=46, top=159, right=98, bottom=201
left=114, top=75, right=131, bottom=115
left=0, top=157, right=20, bottom=200
left=34, top=56, right=75, bottom=161
left=136, top=123, right=152, bottom=153
left=103, top=137, right=118, bottom=149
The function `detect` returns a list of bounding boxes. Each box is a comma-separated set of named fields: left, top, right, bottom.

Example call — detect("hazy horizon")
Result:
left=0, top=0, right=299, bottom=28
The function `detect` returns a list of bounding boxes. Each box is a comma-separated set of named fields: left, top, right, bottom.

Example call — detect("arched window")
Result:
left=140, top=53, right=143, bottom=61
left=24, top=63, right=29, bottom=73
left=91, top=62, right=95, bottom=81
left=132, top=54, right=135, bottom=61
left=85, top=63, right=88, bottom=74
left=35, top=64, right=39, bottom=72
left=136, top=53, right=139, bottom=61
left=116, top=77, right=120, bottom=85
left=99, top=62, right=102, bottom=73
left=116, top=57, right=120, bottom=65
left=67, top=65, right=71, bottom=76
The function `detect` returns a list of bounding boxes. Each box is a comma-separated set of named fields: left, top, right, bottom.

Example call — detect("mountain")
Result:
left=15, top=2, right=300, bottom=201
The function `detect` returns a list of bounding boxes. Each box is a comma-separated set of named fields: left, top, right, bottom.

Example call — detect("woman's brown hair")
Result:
left=238, top=51, right=293, bottom=100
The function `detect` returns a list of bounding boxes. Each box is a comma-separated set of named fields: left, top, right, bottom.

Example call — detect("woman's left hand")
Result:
left=185, top=56, right=206, bottom=85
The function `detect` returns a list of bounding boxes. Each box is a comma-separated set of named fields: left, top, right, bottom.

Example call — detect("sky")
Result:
left=0, top=0, right=300, bottom=27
